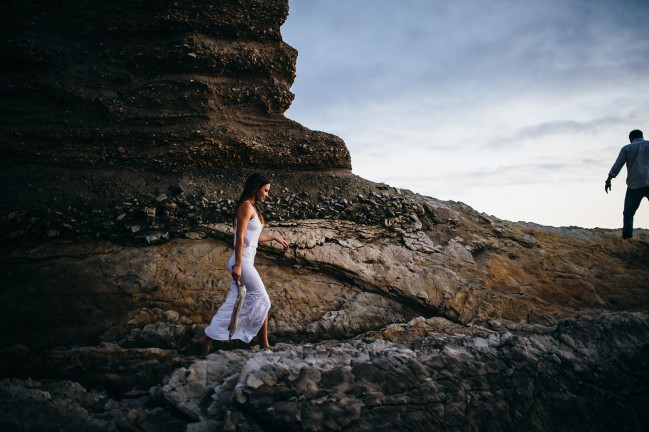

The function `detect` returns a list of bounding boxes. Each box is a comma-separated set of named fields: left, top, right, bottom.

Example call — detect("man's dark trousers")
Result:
left=623, top=185, right=649, bottom=238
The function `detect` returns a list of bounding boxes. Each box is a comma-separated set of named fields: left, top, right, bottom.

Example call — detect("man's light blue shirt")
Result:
left=609, top=138, right=649, bottom=189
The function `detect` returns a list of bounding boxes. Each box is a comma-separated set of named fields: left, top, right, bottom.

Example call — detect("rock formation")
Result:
left=0, top=0, right=349, bottom=171
left=0, top=1, right=647, bottom=431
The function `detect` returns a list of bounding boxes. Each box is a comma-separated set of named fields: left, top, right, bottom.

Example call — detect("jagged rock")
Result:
left=157, top=313, right=649, bottom=431
left=0, top=377, right=186, bottom=432
left=304, top=292, right=415, bottom=339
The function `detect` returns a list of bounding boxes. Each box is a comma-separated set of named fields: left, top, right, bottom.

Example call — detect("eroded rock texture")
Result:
left=2, top=313, right=647, bottom=431
left=0, top=0, right=349, bottom=171
left=162, top=314, right=648, bottom=431
left=0, top=1, right=648, bottom=431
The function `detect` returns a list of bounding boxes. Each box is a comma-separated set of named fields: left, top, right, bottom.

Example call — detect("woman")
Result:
left=201, top=173, right=288, bottom=354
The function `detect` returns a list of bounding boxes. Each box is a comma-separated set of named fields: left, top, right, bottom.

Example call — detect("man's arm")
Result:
left=606, top=147, right=627, bottom=193
left=605, top=175, right=613, bottom=193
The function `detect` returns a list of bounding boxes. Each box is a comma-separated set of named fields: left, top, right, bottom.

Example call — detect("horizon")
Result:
left=281, top=0, right=649, bottom=229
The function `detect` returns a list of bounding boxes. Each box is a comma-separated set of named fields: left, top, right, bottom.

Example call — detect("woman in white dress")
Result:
left=200, top=173, right=288, bottom=354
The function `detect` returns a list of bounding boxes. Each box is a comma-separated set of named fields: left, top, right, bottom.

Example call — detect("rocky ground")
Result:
left=1, top=312, right=647, bottom=431
left=1, top=168, right=648, bottom=431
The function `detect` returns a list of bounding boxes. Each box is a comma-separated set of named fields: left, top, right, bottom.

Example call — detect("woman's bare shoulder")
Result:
left=235, top=200, right=255, bottom=220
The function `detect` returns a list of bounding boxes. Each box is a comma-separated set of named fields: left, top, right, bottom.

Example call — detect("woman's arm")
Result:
left=259, top=234, right=289, bottom=250
left=232, top=203, right=254, bottom=281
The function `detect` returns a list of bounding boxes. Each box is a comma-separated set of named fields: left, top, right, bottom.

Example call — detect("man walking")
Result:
left=605, top=129, right=649, bottom=239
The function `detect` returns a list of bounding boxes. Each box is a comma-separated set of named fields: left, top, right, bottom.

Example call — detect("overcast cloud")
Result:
left=282, top=0, right=649, bottom=228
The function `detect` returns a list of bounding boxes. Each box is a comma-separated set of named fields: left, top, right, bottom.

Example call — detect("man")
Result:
left=605, top=129, right=649, bottom=239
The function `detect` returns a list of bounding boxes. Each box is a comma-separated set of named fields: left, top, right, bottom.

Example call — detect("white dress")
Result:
left=204, top=214, right=270, bottom=343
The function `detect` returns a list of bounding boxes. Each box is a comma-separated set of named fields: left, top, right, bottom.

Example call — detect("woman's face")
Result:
left=255, top=183, right=270, bottom=203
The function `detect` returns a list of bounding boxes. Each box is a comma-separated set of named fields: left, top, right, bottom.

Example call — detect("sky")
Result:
left=281, top=0, right=649, bottom=229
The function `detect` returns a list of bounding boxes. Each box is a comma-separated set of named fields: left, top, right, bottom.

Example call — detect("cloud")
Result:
left=484, top=116, right=627, bottom=149
left=283, top=0, right=649, bottom=228
left=287, top=0, right=649, bottom=112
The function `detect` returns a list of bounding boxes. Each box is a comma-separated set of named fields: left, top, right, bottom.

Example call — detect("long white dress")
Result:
left=204, top=214, right=270, bottom=343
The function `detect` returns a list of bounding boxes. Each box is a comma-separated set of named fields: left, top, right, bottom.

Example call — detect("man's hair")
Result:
left=629, top=129, right=644, bottom=141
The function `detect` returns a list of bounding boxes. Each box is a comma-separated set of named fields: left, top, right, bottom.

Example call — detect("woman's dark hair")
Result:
left=236, top=173, right=270, bottom=224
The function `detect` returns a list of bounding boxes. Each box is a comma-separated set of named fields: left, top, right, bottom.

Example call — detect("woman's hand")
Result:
left=232, top=263, right=242, bottom=282
left=275, top=236, right=289, bottom=250
left=258, top=234, right=289, bottom=250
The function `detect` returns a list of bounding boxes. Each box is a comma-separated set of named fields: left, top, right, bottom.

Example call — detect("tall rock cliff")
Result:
left=0, top=0, right=349, bottom=171
left=1, top=1, right=648, bottom=431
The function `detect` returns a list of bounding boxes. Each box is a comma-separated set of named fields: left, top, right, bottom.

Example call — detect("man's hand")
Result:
left=605, top=178, right=612, bottom=193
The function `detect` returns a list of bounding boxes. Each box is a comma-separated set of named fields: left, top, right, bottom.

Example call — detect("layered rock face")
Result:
left=0, top=0, right=349, bottom=171
left=1, top=1, right=648, bottom=432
